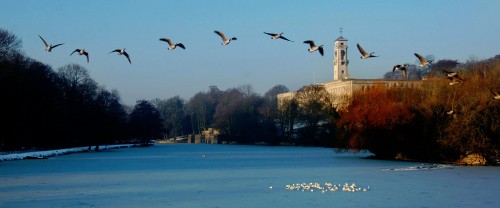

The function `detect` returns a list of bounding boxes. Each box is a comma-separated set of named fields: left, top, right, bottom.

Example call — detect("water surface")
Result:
left=1, top=144, right=499, bottom=207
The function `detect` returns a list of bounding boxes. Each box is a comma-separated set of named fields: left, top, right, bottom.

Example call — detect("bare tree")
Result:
left=153, top=96, right=186, bottom=139
left=294, top=84, right=336, bottom=144
left=0, top=28, right=22, bottom=61
left=57, top=64, right=91, bottom=89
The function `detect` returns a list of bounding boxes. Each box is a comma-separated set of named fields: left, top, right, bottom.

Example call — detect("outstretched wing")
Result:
left=38, top=35, right=49, bottom=47
left=303, top=40, right=315, bottom=47
left=263, top=32, right=276, bottom=36
left=160, top=38, right=174, bottom=47
left=214, top=30, right=227, bottom=41
left=279, top=36, right=293, bottom=42
left=159, top=38, right=169, bottom=43
left=52, top=43, right=64, bottom=49
left=123, top=51, right=131, bottom=64
left=393, top=65, right=399, bottom=73
left=109, top=49, right=121, bottom=54
left=176, top=43, right=186, bottom=49
left=70, top=49, right=80, bottom=56
left=83, top=52, right=89, bottom=63
left=318, top=46, right=324, bottom=56
left=414, top=53, right=426, bottom=64
left=357, top=43, right=368, bottom=56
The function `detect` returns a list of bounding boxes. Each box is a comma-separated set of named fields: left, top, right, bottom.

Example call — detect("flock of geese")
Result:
left=37, top=31, right=429, bottom=74
left=37, top=31, right=324, bottom=64
left=38, top=31, right=499, bottom=100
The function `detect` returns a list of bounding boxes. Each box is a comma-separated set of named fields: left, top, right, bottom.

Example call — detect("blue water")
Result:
left=1, top=144, right=499, bottom=207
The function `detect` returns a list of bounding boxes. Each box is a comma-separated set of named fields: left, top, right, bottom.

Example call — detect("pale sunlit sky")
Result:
left=2, top=0, right=499, bottom=105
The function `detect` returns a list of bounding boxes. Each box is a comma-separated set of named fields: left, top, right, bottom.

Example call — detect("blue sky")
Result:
left=2, top=0, right=499, bottom=105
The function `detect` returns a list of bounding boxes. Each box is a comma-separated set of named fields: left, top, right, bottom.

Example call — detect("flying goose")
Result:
left=303, top=40, right=324, bottom=56
left=490, top=89, right=500, bottom=100
left=414, top=53, right=432, bottom=67
left=356, top=43, right=377, bottom=59
left=447, top=75, right=463, bottom=85
left=443, top=69, right=459, bottom=77
left=159, top=38, right=185, bottom=50
left=393, top=64, right=409, bottom=79
left=38, top=35, right=64, bottom=52
left=70, top=49, right=89, bottom=63
left=263, top=32, right=294, bottom=42
left=214, top=30, right=237, bottom=45
left=109, top=48, right=131, bottom=64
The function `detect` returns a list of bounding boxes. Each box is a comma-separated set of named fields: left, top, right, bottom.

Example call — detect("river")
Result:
left=1, top=144, right=499, bottom=207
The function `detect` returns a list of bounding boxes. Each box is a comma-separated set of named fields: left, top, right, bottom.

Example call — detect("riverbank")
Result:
left=0, top=144, right=134, bottom=162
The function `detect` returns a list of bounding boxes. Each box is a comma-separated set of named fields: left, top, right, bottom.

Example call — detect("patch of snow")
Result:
left=0, top=144, right=133, bottom=162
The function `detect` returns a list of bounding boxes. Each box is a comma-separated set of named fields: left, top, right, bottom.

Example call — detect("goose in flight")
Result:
left=303, top=40, right=324, bottom=56
left=356, top=43, right=377, bottom=59
left=443, top=69, right=459, bottom=78
left=447, top=75, right=463, bottom=85
left=490, top=89, right=500, bottom=100
left=159, top=38, right=185, bottom=50
left=70, top=49, right=89, bottom=63
left=393, top=64, right=409, bottom=79
left=263, top=32, right=293, bottom=42
left=38, top=35, right=64, bottom=52
left=214, top=30, right=237, bottom=45
left=414, top=53, right=432, bottom=67
left=109, top=48, right=131, bottom=64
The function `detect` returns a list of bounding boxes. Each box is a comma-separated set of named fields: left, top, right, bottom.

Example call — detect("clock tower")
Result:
left=333, top=29, right=349, bottom=80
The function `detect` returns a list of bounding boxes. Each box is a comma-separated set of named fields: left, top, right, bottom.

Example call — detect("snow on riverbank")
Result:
left=0, top=144, right=133, bottom=162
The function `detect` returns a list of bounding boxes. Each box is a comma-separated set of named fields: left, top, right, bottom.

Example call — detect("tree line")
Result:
left=1, top=29, right=163, bottom=151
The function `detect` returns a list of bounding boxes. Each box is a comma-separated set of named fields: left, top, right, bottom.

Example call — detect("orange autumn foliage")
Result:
left=338, top=86, right=417, bottom=151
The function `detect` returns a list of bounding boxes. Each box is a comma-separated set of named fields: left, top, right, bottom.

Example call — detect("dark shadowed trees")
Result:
left=186, top=86, right=220, bottom=134
left=129, top=100, right=165, bottom=145
left=153, top=96, right=187, bottom=139
left=213, top=86, right=266, bottom=144
left=294, top=85, right=337, bottom=146
left=0, top=28, right=22, bottom=61
left=1, top=29, right=132, bottom=151
left=261, top=85, right=289, bottom=144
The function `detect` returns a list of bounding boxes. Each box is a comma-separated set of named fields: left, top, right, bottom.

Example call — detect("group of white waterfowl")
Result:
left=281, top=181, right=369, bottom=193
